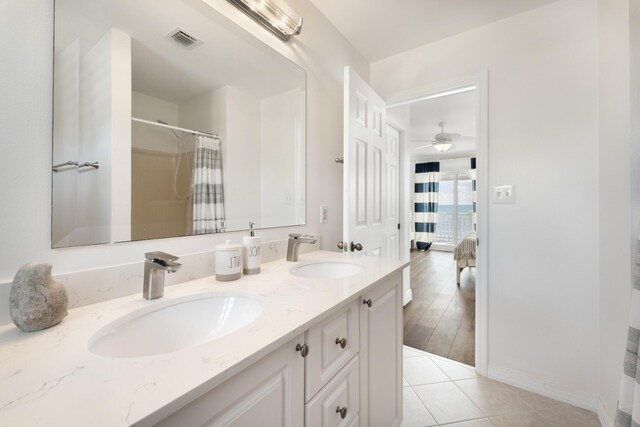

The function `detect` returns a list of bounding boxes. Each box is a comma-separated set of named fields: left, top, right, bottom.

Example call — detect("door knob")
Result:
left=336, top=406, right=348, bottom=419
left=337, top=241, right=345, bottom=250
left=335, top=337, right=347, bottom=349
left=363, top=298, right=372, bottom=308
left=350, top=241, right=363, bottom=252
left=295, top=343, right=309, bottom=358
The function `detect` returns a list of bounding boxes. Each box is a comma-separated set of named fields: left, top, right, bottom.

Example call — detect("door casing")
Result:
left=386, top=72, right=489, bottom=375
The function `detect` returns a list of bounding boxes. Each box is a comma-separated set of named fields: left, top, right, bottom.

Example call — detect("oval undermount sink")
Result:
left=88, top=293, right=263, bottom=358
left=290, top=260, right=365, bottom=279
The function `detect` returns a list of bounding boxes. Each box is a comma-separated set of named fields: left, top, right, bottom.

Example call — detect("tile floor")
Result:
left=401, top=346, right=601, bottom=427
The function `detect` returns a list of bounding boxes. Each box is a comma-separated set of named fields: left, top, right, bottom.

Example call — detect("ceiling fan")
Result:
left=411, top=122, right=461, bottom=152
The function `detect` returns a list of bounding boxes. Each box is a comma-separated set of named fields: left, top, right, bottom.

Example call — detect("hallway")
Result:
left=404, top=249, right=475, bottom=365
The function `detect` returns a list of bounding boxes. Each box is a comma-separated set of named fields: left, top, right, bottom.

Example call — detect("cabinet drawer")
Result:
left=306, top=300, right=360, bottom=400
left=305, top=355, right=360, bottom=427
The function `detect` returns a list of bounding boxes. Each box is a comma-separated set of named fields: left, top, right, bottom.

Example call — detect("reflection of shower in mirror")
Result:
left=156, top=119, right=193, bottom=200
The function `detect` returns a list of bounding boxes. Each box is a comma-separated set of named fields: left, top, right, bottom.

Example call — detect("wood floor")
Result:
left=403, top=249, right=476, bottom=366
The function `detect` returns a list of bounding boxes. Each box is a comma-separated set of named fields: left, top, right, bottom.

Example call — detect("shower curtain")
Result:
left=192, top=135, right=225, bottom=234
left=616, top=238, right=640, bottom=426
left=414, top=162, right=440, bottom=251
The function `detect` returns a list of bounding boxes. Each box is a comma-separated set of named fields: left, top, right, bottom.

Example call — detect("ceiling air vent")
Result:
left=165, top=27, right=203, bottom=48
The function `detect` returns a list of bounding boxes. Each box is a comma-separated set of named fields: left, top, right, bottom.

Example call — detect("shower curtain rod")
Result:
left=131, top=117, right=220, bottom=139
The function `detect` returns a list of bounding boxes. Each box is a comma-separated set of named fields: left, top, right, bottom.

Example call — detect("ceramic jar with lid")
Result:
left=215, top=240, right=243, bottom=281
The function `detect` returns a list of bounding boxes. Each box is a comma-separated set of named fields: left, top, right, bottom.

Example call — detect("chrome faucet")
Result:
left=143, top=252, right=182, bottom=300
left=287, top=233, right=318, bottom=262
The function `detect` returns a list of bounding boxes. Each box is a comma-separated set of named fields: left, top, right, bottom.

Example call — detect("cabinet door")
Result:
left=359, top=272, right=403, bottom=427
left=154, top=334, right=305, bottom=427
left=306, top=300, right=359, bottom=400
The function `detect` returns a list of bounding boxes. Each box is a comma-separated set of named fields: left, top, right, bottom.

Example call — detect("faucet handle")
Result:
left=145, top=251, right=179, bottom=262
left=289, top=233, right=302, bottom=239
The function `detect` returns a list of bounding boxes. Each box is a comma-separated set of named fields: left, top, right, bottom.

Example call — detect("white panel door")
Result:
left=343, top=67, right=387, bottom=257
left=385, top=124, right=400, bottom=261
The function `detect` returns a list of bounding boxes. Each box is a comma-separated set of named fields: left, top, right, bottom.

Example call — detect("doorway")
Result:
left=387, top=77, right=486, bottom=370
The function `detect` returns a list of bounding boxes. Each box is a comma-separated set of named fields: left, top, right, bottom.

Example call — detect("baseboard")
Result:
left=487, top=365, right=599, bottom=412
left=403, top=288, right=413, bottom=306
left=597, top=396, right=614, bottom=427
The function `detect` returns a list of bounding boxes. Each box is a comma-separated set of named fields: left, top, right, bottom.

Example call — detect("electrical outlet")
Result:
left=320, top=205, right=328, bottom=223
left=493, top=185, right=515, bottom=204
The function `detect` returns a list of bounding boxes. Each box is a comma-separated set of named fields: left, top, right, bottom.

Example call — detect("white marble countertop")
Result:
left=0, top=251, right=407, bottom=426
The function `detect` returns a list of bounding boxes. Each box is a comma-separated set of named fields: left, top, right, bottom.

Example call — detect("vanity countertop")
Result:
left=0, top=251, right=407, bottom=426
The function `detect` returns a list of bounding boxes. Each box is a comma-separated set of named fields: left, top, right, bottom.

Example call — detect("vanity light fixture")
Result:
left=227, top=0, right=303, bottom=41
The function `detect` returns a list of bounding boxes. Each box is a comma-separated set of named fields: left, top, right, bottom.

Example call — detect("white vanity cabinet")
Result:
left=154, top=334, right=306, bottom=427
left=154, top=270, right=402, bottom=427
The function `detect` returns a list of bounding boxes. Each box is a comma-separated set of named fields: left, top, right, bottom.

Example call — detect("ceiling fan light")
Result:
left=433, top=141, right=454, bottom=152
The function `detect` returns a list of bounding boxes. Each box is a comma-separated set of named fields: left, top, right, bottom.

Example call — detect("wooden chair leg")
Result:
left=456, top=267, right=462, bottom=285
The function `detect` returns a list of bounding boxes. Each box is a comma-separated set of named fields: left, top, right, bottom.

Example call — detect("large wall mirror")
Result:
left=52, top=0, right=306, bottom=248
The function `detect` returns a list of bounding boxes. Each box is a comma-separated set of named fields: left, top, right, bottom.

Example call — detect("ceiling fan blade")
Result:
left=410, top=139, right=436, bottom=143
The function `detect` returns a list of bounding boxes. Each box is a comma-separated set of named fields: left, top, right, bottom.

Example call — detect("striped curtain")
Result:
left=471, top=157, right=477, bottom=231
left=414, top=162, right=440, bottom=251
left=615, top=239, right=640, bottom=426
left=192, top=135, right=225, bottom=234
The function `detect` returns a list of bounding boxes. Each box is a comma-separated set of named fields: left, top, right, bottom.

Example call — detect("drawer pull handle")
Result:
left=295, top=343, right=309, bottom=358
left=335, top=337, right=347, bottom=349
left=336, top=406, right=348, bottom=419
left=363, top=298, right=372, bottom=308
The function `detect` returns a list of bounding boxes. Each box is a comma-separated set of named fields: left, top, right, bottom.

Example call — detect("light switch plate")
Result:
left=493, top=185, right=515, bottom=204
left=320, top=205, right=328, bottom=223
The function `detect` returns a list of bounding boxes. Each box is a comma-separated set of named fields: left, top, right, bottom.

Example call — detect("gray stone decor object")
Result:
left=9, top=263, right=68, bottom=332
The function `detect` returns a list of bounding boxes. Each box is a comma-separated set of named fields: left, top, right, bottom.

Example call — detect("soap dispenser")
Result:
left=242, top=222, right=261, bottom=275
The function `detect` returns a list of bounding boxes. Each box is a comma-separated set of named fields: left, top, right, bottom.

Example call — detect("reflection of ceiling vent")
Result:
left=165, top=27, right=203, bottom=48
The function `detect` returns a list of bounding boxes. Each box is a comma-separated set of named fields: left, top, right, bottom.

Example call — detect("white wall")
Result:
left=260, top=88, right=305, bottom=228
left=76, top=30, right=114, bottom=246
left=132, top=92, right=180, bottom=154
left=178, top=87, right=226, bottom=140
left=224, top=86, right=262, bottom=231
left=52, top=28, right=133, bottom=247
left=372, top=0, right=600, bottom=399
left=631, top=0, right=640, bottom=321
left=52, top=39, right=80, bottom=246
left=0, top=0, right=367, bottom=282
left=598, top=0, right=637, bottom=422
left=109, top=29, right=132, bottom=243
